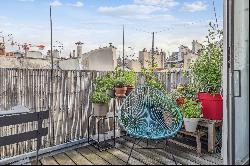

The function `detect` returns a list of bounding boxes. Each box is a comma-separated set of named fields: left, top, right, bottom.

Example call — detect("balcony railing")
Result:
left=0, top=68, right=190, bottom=161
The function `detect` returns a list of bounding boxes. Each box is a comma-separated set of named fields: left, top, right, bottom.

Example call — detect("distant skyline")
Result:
left=0, top=0, right=223, bottom=58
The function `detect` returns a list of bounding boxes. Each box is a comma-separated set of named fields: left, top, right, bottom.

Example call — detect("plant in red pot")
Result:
left=114, top=77, right=127, bottom=97
left=191, top=22, right=223, bottom=120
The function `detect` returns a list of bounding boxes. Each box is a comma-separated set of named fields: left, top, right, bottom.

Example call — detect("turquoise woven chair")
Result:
left=118, top=86, right=183, bottom=164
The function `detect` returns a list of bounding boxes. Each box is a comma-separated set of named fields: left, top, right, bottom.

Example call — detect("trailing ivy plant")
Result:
left=191, top=22, right=223, bottom=95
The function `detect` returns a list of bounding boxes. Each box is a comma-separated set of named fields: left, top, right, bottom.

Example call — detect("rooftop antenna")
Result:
left=212, top=0, right=219, bottom=28
left=122, top=24, right=125, bottom=71
left=49, top=5, right=55, bottom=147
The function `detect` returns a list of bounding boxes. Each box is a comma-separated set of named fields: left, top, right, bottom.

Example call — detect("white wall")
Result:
left=80, top=47, right=117, bottom=71
left=59, top=58, right=80, bottom=70
left=26, top=51, right=43, bottom=59
left=0, top=57, right=51, bottom=69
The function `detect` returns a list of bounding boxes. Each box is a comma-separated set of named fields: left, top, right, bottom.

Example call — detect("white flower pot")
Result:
left=183, top=118, right=200, bottom=133
left=93, top=103, right=109, bottom=117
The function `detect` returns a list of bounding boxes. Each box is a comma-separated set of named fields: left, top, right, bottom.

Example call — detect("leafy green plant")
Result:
left=171, top=84, right=197, bottom=101
left=141, top=67, right=165, bottom=92
left=124, top=70, right=136, bottom=87
left=114, top=77, right=127, bottom=88
left=90, top=92, right=110, bottom=104
left=180, top=99, right=202, bottom=118
left=191, top=22, right=223, bottom=95
left=94, top=73, right=115, bottom=92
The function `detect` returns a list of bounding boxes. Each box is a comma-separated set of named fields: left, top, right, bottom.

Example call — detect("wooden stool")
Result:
left=198, top=119, right=223, bottom=153
left=169, top=129, right=206, bottom=156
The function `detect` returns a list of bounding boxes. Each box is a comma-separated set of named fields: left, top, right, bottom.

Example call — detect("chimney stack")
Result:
left=75, top=41, right=84, bottom=57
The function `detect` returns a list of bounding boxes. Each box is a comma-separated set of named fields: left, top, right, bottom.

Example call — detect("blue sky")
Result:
left=0, top=0, right=223, bottom=57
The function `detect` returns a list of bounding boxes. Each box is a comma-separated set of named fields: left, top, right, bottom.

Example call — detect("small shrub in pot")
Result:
left=91, top=92, right=110, bottom=117
left=114, top=77, right=127, bottom=97
left=180, top=99, right=202, bottom=133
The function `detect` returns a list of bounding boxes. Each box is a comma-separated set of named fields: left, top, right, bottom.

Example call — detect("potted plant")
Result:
left=114, top=77, right=127, bottom=97
left=104, top=74, right=116, bottom=98
left=94, top=74, right=116, bottom=98
left=91, top=92, right=110, bottom=117
left=180, top=99, right=202, bottom=133
left=171, top=84, right=197, bottom=106
left=191, top=22, right=223, bottom=120
left=124, top=70, right=136, bottom=96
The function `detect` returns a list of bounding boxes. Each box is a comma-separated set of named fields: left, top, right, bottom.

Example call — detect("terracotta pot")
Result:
left=183, top=118, right=200, bottom=133
left=115, top=87, right=127, bottom=97
left=198, top=92, right=223, bottom=120
left=126, top=86, right=135, bottom=96
left=106, top=89, right=115, bottom=98
left=93, top=103, right=109, bottom=117
left=176, top=97, right=185, bottom=106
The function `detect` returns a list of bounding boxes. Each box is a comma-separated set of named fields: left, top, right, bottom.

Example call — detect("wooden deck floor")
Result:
left=32, top=136, right=223, bottom=165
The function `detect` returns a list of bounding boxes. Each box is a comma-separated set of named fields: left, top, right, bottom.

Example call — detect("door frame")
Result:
left=223, top=0, right=235, bottom=165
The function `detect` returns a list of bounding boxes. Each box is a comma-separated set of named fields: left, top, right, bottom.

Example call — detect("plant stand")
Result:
left=198, top=119, right=223, bottom=154
left=87, top=112, right=118, bottom=152
left=170, top=129, right=206, bottom=156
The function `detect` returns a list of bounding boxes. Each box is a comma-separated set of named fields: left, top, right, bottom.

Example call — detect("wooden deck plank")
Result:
left=53, top=153, right=76, bottom=165
left=31, top=160, right=42, bottom=165
left=150, top=137, right=223, bottom=165
left=124, top=136, right=222, bottom=165
left=116, top=138, right=178, bottom=165
left=107, top=148, right=145, bottom=165
left=40, top=156, right=59, bottom=165
left=77, top=146, right=110, bottom=165
left=65, top=150, right=93, bottom=165
left=31, top=136, right=222, bottom=165
left=113, top=141, right=163, bottom=165
left=87, top=146, right=126, bottom=165
left=168, top=138, right=223, bottom=164
left=123, top=136, right=198, bottom=165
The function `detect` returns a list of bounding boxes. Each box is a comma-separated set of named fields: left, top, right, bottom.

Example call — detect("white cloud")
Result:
left=97, top=0, right=177, bottom=21
left=50, top=1, right=84, bottom=8
left=0, top=16, right=7, bottom=20
left=134, top=0, right=179, bottom=8
left=98, top=4, right=161, bottom=16
left=182, top=1, right=207, bottom=12
left=68, top=1, right=84, bottom=8
left=121, top=14, right=175, bottom=22
left=50, top=0, right=62, bottom=7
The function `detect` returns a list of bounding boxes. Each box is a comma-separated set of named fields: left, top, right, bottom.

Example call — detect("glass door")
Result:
left=224, top=0, right=249, bottom=164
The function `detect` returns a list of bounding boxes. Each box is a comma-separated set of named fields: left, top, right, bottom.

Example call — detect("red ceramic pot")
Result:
left=198, top=92, right=223, bottom=120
